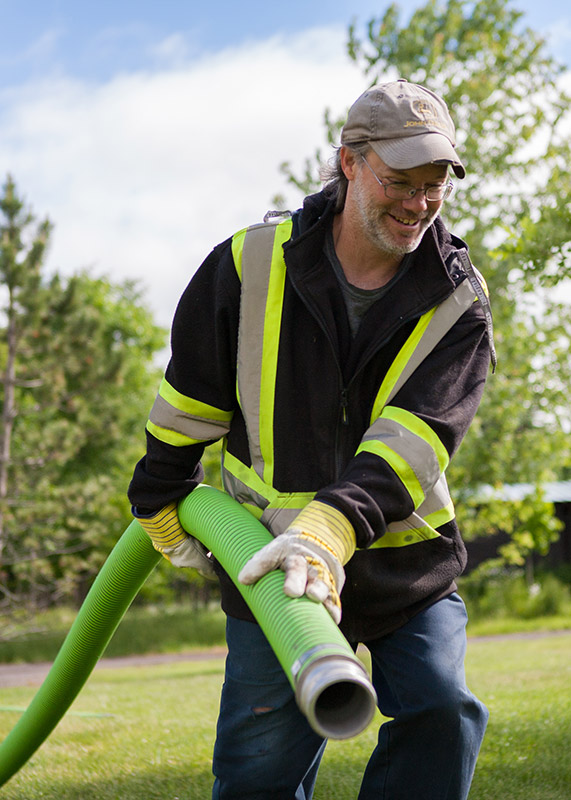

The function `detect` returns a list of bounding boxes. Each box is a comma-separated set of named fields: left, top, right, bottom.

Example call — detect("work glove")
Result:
left=238, top=500, right=356, bottom=625
left=133, top=502, right=216, bottom=579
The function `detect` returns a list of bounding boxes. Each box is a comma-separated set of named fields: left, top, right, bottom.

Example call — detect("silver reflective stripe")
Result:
left=383, top=277, right=477, bottom=408
left=360, top=416, right=442, bottom=500
left=364, top=278, right=480, bottom=547
left=389, top=473, right=453, bottom=531
left=237, top=222, right=284, bottom=481
left=223, top=443, right=316, bottom=535
left=149, top=394, right=232, bottom=442
left=259, top=491, right=317, bottom=535
left=374, top=474, right=454, bottom=548
left=227, top=220, right=317, bottom=535
left=222, top=467, right=271, bottom=518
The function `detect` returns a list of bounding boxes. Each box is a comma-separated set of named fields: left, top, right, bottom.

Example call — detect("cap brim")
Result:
left=369, top=133, right=466, bottom=179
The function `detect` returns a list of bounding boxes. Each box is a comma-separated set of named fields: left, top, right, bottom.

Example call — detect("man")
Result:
left=129, top=79, right=492, bottom=799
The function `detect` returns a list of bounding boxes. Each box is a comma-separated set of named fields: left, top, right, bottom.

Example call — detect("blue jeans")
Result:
left=212, top=594, right=488, bottom=799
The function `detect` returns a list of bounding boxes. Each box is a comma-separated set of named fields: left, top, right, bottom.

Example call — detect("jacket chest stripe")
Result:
left=370, top=278, right=478, bottom=422
left=236, top=219, right=292, bottom=486
left=370, top=308, right=437, bottom=422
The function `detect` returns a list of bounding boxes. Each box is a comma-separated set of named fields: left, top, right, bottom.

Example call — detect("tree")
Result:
left=0, top=176, right=167, bottom=613
left=278, top=0, right=571, bottom=564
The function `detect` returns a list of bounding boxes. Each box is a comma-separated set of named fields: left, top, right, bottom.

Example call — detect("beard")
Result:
left=353, top=179, right=438, bottom=257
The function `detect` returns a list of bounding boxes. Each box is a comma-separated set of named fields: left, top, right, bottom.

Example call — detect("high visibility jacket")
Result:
left=129, top=190, right=493, bottom=641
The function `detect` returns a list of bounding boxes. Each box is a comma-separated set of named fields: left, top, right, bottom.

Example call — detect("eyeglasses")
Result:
left=360, top=156, right=454, bottom=202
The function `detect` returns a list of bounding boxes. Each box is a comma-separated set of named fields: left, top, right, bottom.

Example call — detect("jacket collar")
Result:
left=284, top=189, right=464, bottom=317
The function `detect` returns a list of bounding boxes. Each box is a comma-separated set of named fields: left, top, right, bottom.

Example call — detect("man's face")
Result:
left=348, top=150, right=449, bottom=258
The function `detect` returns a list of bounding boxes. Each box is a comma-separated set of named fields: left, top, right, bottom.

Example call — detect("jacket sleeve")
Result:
left=313, top=299, right=491, bottom=548
left=128, top=240, right=241, bottom=511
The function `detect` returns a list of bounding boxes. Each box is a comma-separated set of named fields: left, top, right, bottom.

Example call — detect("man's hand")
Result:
left=133, top=502, right=216, bottom=579
left=238, top=501, right=356, bottom=625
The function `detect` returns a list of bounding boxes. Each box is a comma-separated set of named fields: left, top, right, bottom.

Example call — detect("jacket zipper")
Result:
left=290, top=271, right=456, bottom=482
left=335, top=385, right=351, bottom=480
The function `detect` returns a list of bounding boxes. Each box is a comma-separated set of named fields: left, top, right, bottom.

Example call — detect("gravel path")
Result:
left=1, top=629, right=569, bottom=689
left=0, top=647, right=228, bottom=688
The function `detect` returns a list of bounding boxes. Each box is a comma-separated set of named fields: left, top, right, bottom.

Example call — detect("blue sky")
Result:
left=0, top=1, right=570, bottom=330
left=2, top=0, right=569, bottom=86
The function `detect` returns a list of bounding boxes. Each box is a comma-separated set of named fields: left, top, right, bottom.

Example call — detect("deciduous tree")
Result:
left=277, top=0, right=571, bottom=564
left=0, top=176, right=166, bottom=612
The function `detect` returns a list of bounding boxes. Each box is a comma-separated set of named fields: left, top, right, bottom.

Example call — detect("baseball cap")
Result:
left=341, top=79, right=465, bottom=179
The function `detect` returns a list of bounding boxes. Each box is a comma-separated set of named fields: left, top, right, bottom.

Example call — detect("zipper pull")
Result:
left=340, top=388, right=349, bottom=425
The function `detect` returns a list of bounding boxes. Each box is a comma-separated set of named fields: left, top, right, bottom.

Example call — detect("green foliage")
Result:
left=309, top=0, right=571, bottom=294
left=280, top=0, right=571, bottom=562
left=0, top=176, right=167, bottom=613
left=456, top=488, right=564, bottom=578
left=460, top=567, right=571, bottom=621
left=0, top=604, right=227, bottom=664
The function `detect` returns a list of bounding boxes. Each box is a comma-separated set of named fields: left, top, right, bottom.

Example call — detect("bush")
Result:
left=460, top=566, right=571, bottom=621
left=0, top=604, right=227, bottom=664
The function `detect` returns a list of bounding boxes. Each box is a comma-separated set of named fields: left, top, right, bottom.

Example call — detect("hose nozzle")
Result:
left=294, top=652, right=377, bottom=739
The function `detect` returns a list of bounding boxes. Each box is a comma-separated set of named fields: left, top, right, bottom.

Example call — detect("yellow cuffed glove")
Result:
left=134, top=502, right=216, bottom=579
left=238, top=500, right=356, bottom=624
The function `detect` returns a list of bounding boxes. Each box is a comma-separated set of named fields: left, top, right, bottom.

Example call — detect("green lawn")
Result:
left=0, top=633, right=569, bottom=799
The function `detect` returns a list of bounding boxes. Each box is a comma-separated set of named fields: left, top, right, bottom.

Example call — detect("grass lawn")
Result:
left=0, top=633, right=569, bottom=799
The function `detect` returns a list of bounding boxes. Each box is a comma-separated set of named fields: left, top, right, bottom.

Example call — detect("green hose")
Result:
left=0, top=521, right=161, bottom=787
left=0, top=485, right=375, bottom=788
left=177, top=486, right=376, bottom=735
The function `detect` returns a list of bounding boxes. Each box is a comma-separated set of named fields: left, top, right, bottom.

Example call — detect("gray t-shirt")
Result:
left=325, top=227, right=410, bottom=337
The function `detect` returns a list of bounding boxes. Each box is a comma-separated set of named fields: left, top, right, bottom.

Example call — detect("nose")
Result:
left=402, top=191, right=429, bottom=214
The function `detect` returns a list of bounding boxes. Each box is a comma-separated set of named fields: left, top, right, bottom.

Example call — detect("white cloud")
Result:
left=0, top=25, right=366, bottom=334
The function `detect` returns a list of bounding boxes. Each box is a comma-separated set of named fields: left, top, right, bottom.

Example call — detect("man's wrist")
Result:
left=290, top=500, right=356, bottom=565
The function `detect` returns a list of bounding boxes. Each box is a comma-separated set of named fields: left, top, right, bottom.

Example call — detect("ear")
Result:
left=340, top=146, right=361, bottom=181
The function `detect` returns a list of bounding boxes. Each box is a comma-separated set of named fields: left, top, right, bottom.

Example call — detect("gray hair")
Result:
left=321, top=142, right=372, bottom=212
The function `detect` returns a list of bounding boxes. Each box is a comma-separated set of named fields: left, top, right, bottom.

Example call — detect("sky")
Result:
left=1, top=0, right=570, bottom=338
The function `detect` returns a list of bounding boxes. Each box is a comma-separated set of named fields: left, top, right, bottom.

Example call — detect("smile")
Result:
left=391, top=214, right=420, bottom=226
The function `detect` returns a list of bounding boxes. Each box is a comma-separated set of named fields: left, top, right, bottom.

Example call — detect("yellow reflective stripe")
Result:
left=158, top=377, right=233, bottom=422
left=371, top=501, right=455, bottom=548
left=232, top=229, right=247, bottom=404
left=476, top=269, right=489, bottom=297
left=370, top=307, right=437, bottom=423
left=259, top=219, right=292, bottom=486
left=222, top=450, right=279, bottom=505
left=265, top=490, right=316, bottom=512
left=372, top=528, right=436, bottom=547
left=381, top=406, right=449, bottom=473
left=425, top=500, right=455, bottom=529
left=372, top=525, right=439, bottom=547
left=231, top=227, right=248, bottom=281
left=241, top=503, right=264, bottom=520
left=146, top=419, right=203, bottom=447
left=223, top=450, right=317, bottom=530
left=356, top=440, right=425, bottom=508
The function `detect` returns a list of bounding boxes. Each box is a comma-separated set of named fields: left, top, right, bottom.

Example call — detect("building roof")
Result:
left=476, top=481, right=571, bottom=504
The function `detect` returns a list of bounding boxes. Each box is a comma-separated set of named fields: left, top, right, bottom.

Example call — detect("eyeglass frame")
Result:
left=360, top=155, right=454, bottom=202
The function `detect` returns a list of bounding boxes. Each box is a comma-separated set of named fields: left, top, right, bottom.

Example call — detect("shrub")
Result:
left=459, top=567, right=571, bottom=621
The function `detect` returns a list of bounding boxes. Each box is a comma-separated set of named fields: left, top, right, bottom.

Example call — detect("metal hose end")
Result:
left=294, top=654, right=377, bottom=740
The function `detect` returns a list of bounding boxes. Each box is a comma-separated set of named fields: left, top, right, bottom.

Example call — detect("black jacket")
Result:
left=129, top=190, right=491, bottom=641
